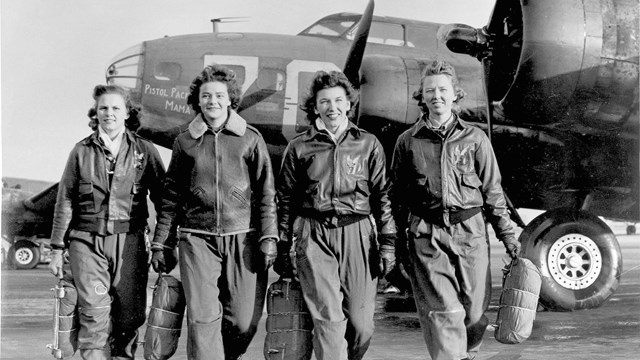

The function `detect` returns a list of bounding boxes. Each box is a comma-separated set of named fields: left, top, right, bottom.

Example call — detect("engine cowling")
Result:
left=358, top=54, right=485, bottom=126
left=492, top=0, right=638, bottom=132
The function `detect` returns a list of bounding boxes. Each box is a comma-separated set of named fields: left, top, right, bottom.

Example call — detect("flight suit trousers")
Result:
left=405, top=212, right=491, bottom=360
left=68, top=229, right=148, bottom=360
left=178, top=232, right=267, bottom=360
left=295, top=217, right=379, bottom=360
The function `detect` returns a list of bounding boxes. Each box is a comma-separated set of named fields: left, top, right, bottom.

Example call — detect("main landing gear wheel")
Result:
left=10, top=240, right=41, bottom=269
left=519, top=208, right=622, bottom=311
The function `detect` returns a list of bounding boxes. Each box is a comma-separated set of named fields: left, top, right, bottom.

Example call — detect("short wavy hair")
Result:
left=300, top=70, right=359, bottom=122
left=412, top=59, right=466, bottom=114
left=88, top=84, right=141, bottom=131
left=187, top=64, right=242, bottom=114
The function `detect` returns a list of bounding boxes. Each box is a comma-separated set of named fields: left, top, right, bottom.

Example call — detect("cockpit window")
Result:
left=257, top=68, right=285, bottom=91
left=153, top=62, right=181, bottom=81
left=347, top=21, right=408, bottom=47
left=299, top=20, right=357, bottom=37
left=300, top=14, right=411, bottom=48
left=106, top=43, right=144, bottom=90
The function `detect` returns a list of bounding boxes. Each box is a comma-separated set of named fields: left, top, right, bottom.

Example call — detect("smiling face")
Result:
left=421, top=74, right=456, bottom=121
left=96, top=93, right=128, bottom=137
left=314, top=86, right=351, bottom=132
left=199, top=81, right=231, bottom=124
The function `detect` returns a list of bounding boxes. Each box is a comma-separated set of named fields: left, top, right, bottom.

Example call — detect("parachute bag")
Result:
left=264, top=277, right=313, bottom=360
left=144, top=274, right=186, bottom=360
left=495, top=257, right=542, bottom=344
left=47, top=273, right=79, bottom=359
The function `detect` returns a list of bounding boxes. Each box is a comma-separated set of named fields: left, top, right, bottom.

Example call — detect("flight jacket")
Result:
left=390, top=115, right=515, bottom=242
left=152, top=111, right=278, bottom=245
left=50, top=129, right=165, bottom=248
left=278, top=120, right=396, bottom=239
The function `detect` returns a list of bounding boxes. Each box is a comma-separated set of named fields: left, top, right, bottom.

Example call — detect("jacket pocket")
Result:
left=77, top=181, right=95, bottom=213
left=130, top=182, right=144, bottom=214
left=460, top=173, right=483, bottom=204
left=303, top=182, right=320, bottom=209
left=230, top=186, right=250, bottom=208
left=354, top=180, right=370, bottom=210
left=190, top=186, right=205, bottom=205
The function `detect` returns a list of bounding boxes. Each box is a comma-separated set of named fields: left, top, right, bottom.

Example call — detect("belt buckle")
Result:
left=442, top=210, right=451, bottom=227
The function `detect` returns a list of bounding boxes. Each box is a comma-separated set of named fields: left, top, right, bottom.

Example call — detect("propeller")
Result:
left=440, top=0, right=519, bottom=137
left=439, top=0, right=525, bottom=224
left=343, top=0, right=375, bottom=88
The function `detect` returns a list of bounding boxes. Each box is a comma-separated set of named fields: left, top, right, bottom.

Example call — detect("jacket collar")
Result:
left=411, top=113, right=466, bottom=137
left=85, top=128, right=136, bottom=146
left=188, top=110, right=246, bottom=139
left=302, top=120, right=361, bottom=142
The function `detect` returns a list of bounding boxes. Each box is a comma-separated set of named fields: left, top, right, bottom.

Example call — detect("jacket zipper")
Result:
left=441, top=133, right=449, bottom=211
left=214, top=131, right=221, bottom=233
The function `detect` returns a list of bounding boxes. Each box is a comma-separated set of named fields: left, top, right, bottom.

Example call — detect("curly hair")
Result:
left=412, top=59, right=466, bottom=114
left=186, top=65, right=242, bottom=113
left=300, top=70, right=359, bottom=122
left=87, top=84, right=141, bottom=131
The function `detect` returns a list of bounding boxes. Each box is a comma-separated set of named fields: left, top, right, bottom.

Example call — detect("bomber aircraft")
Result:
left=5, top=0, right=637, bottom=312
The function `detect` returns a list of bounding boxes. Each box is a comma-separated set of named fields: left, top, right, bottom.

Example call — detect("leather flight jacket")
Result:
left=152, top=111, right=278, bottom=245
left=51, top=130, right=166, bottom=248
left=278, top=121, right=396, bottom=238
left=391, top=115, right=515, bottom=242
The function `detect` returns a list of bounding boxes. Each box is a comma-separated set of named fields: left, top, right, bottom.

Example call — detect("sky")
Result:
left=1, top=0, right=495, bottom=183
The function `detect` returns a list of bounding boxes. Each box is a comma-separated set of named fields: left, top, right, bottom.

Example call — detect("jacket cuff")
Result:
left=150, top=242, right=172, bottom=251
left=500, top=235, right=518, bottom=244
left=259, top=235, right=278, bottom=243
left=50, top=243, right=65, bottom=250
left=151, top=229, right=170, bottom=246
left=378, top=233, right=397, bottom=247
left=50, top=230, right=66, bottom=250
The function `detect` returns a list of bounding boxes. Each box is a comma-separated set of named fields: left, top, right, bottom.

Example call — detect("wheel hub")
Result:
left=16, top=248, right=33, bottom=264
left=547, top=233, right=601, bottom=290
left=566, top=255, right=582, bottom=268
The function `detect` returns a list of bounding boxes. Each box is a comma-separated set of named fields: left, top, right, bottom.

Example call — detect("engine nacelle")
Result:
left=359, top=55, right=422, bottom=125
left=495, top=0, right=638, bottom=132
left=358, top=54, right=485, bottom=126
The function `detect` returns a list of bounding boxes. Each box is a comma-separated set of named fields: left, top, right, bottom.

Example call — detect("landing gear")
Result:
left=626, top=224, right=636, bottom=235
left=9, top=240, right=41, bottom=269
left=519, top=208, right=622, bottom=311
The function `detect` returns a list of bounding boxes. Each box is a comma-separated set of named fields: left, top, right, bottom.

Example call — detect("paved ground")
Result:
left=1, top=223, right=639, bottom=359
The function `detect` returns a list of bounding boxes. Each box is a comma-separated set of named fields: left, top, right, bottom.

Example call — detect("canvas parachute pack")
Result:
left=495, top=257, right=543, bottom=344
left=264, top=277, right=313, bottom=360
left=47, top=273, right=79, bottom=359
left=144, top=274, right=186, bottom=360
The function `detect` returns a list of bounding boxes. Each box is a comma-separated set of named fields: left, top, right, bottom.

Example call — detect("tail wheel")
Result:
left=10, top=240, right=41, bottom=269
left=519, top=208, right=622, bottom=311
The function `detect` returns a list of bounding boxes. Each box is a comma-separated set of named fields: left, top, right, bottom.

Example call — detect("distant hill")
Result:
left=2, top=177, right=55, bottom=194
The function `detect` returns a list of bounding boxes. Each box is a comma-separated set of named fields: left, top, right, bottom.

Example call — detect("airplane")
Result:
left=4, top=0, right=636, bottom=312
left=1, top=179, right=57, bottom=269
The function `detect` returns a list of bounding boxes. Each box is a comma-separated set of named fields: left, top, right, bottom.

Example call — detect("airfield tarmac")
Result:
left=1, top=223, right=639, bottom=360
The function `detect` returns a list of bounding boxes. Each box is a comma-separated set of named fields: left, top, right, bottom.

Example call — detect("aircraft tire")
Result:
left=10, top=240, right=41, bottom=270
left=626, top=225, right=636, bottom=235
left=519, top=208, right=622, bottom=311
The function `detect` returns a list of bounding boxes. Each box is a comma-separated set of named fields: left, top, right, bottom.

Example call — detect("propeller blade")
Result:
left=482, top=57, right=494, bottom=141
left=343, top=0, right=374, bottom=88
left=486, top=0, right=512, bottom=35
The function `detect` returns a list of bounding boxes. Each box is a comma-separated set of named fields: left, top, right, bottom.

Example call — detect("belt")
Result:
left=299, top=209, right=369, bottom=228
left=416, top=207, right=482, bottom=226
left=72, top=217, right=146, bottom=235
